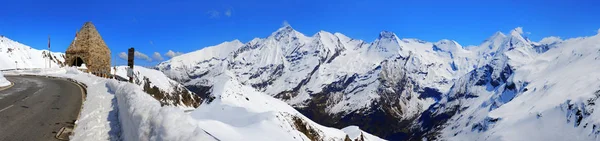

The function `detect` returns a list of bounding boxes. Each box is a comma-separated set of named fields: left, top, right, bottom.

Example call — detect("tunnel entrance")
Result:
left=72, top=57, right=84, bottom=67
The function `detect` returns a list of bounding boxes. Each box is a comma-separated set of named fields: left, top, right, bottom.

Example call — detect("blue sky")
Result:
left=0, top=0, right=599, bottom=66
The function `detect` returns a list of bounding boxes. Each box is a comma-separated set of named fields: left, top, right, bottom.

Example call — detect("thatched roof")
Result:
left=65, top=21, right=112, bottom=77
left=66, top=21, right=110, bottom=55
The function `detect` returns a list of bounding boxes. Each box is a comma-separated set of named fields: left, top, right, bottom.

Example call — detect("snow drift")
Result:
left=0, top=71, right=10, bottom=87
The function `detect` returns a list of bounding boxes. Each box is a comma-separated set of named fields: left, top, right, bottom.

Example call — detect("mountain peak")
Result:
left=434, top=39, right=463, bottom=52
left=270, top=23, right=299, bottom=39
left=484, top=31, right=506, bottom=43
left=378, top=31, right=397, bottom=39
left=492, top=31, right=506, bottom=38
left=315, top=30, right=335, bottom=38
left=509, top=27, right=524, bottom=37
left=276, top=21, right=294, bottom=32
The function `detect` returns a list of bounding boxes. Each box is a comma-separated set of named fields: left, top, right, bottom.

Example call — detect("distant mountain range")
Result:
left=156, top=25, right=600, bottom=140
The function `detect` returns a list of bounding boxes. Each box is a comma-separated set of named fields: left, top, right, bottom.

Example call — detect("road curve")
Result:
left=0, top=75, right=83, bottom=141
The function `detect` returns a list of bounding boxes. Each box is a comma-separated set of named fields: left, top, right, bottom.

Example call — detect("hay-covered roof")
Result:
left=66, top=21, right=110, bottom=55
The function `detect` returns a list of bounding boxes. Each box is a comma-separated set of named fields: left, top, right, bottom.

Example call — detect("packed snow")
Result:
left=0, top=71, right=10, bottom=87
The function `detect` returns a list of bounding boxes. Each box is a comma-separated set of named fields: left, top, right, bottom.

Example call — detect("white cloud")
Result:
left=225, top=8, right=232, bottom=17
left=165, top=50, right=184, bottom=58
left=207, top=10, right=220, bottom=18
left=152, top=52, right=164, bottom=61
left=118, top=52, right=128, bottom=60
left=597, top=28, right=600, bottom=35
left=134, top=51, right=152, bottom=62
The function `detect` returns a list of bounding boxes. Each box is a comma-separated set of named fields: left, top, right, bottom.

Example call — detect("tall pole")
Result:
left=48, top=35, right=51, bottom=68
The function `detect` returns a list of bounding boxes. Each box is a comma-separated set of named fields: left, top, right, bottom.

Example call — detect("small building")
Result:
left=65, top=22, right=111, bottom=77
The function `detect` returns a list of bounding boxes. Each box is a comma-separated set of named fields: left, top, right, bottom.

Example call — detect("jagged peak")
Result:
left=378, top=31, right=397, bottom=39
left=509, top=27, right=524, bottom=37
left=270, top=22, right=300, bottom=39
left=275, top=21, right=294, bottom=33
left=229, top=39, right=243, bottom=45
left=435, top=39, right=463, bottom=48
left=314, top=30, right=336, bottom=38
left=486, top=31, right=506, bottom=41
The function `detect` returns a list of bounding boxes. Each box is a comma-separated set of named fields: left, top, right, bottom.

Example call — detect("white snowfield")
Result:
left=0, top=36, right=64, bottom=70
left=0, top=71, right=10, bottom=87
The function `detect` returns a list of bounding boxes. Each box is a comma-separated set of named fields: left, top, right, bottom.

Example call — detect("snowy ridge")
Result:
left=0, top=36, right=65, bottom=70
left=112, top=66, right=202, bottom=108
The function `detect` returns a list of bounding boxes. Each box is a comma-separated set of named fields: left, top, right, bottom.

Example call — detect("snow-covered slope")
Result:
left=188, top=71, right=383, bottom=141
left=0, top=71, right=10, bottom=87
left=0, top=36, right=64, bottom=70
left=157, top=25, right=600, bottom=140
left=112, top=66, right=202, bottom=108
left=430, top=31, right=600, bottom=140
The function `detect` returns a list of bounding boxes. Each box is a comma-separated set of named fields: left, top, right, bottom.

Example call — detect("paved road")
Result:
left=0, top=75, right=83, bottom=141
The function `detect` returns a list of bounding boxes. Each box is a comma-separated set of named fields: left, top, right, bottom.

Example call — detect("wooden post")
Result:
left=127, top=48, right=135, bottom=83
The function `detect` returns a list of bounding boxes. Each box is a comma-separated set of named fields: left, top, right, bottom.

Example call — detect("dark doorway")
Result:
left=72, top=57, right=84, bottom=67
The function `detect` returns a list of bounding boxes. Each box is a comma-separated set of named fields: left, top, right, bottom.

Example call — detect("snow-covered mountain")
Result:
left=422, top=29, right=600, bottom=140
left=157, top=25, right=600, bottom=140
left=156, top=25, right=480, bottom=139
left=0, top=35, right=64, bottom=70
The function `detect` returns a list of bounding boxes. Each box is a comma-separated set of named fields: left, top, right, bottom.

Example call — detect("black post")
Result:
left=127, top=48, right=135, bottom=83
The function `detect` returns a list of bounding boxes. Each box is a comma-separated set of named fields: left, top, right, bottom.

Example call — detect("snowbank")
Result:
left=4, top=68, right=122, bottom=140
left=108, top=80, right=218, bottom=141
left=0, top=71, right=10, bottom=87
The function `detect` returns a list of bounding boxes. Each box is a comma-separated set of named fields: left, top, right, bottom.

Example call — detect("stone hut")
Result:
left=65, top=22, right=111, bottom=77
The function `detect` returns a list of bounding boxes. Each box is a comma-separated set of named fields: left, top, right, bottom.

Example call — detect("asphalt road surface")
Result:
left=0, top=75, right=83, bottom=141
